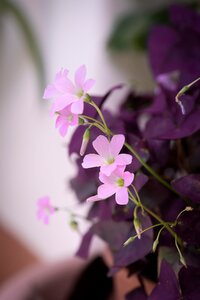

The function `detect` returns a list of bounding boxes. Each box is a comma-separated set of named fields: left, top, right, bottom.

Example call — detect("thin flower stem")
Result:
left=128, top=191, right=182, bottom=246
left=124, top=223, right=163, bottom=246
left=152, top=225, right=165, bottom=252
left=80, top=115, right=103, bottom=126
left=143, top=205, right=182, bottom=247
left=131, top=184, right=144, bottom=212
left=54, top=206, right=93, bottom=223
left=86, top=96, right=110, bottom=135
left=175, top=234, right=187, bottom=267
left=124, top=142, right=178, bottom=195
left=82, top=122, right=106, bottom=133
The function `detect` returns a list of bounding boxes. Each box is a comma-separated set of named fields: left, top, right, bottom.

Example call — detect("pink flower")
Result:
left=37, top=196, right=55, bottom=224
left=55, top=105, right=79, bottom=137
left=43, top=66, right=95, bottom=115
left=87, top=166, right=134, bottom=205
left=82, top=134, right=132, bottom=176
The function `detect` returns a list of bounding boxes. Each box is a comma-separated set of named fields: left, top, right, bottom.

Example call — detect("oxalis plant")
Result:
left=38, top=4, right=200, bottom=299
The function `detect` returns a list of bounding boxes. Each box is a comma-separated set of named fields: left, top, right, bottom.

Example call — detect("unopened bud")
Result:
left=78, top=117, right=85, bottom=125
left=124, top=236, right=137, bottom=247
left=69, top=219, right=79, bottom=231
left=152, top=238, right=159, bottom=252
left=80, top=128, right=90, bottom=156
left=185, top=206, right=193, bottom=211
left=134, top=217, right=142, bottom=239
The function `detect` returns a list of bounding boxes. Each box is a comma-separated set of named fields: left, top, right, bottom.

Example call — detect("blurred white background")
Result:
left=0, top=0, right=152, bottom=261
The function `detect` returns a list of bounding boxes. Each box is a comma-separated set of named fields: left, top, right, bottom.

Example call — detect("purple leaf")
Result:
left=126, top=287, right=147, bottom=300
left=179, top=266, right=200, bottom=299
left=92, top=220, right=131, bottom=251
left=149, top=260, right=181, bottom=300
left=76, top=228, right=94, bottom=259
left=175, top=209, right=200, bottom=248
left=110, top=213, right=153, bottom=274
left=149, top=5, right=200, bottom=84
left=172, top=174, right=200, bottom=203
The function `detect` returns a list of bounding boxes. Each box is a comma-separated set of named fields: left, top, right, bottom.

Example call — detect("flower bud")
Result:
left=133, top=217, right=142, bottom=239
left=80, top=128, right=90, bottom=156
left=69, top=219, right=79, bottom=231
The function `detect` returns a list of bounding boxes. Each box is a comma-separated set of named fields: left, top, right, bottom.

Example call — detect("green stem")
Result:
left=80, top=115, right=103, bottom=126
left=125, top=142, right=178, bottom=195
left=82, top=122, right=106, bottom=133
left=124, top=223, right=163, bottom=246
left=86, top=97, right=110, bottom=135
left=143, top=205, right=182, bottom=246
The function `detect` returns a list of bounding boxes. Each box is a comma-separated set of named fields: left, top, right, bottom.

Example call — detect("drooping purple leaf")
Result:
left=110, top=213, right=153, bottom=274
left=92, top=220, right=131, bottom=252
left=76, top=228, right=94, bottom=259
left=70, top=160, right=99, bottom=203
left=144, top=108, right=200, bottom=140
left=172, top=174, right=200, bottom=203
left=87, top=199, right=115, bottom=221
left=149, top=5, right=200, bottom=84
left=126, top=287, right=147, bottom=300
left=179, top=266, right=200, bottom=299
left=175, top=209, right=200, bottom=248
left=148, top=260, right=181, bottom=300
left=170, top=4, right=200, bottom=33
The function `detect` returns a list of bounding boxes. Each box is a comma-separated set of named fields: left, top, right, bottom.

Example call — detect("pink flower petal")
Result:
left=124, top=172, right=134, bottom=187
left=110, top=134, right=125, bottom=157
left=100, top=163, right=116, bottom=176
left=43, top=84, right=58, bottom=99
left=115, top=187, right=129, bottom=205
left=55, top=68, right=68, bottom=80
left=55, top=77, right=75, bottom=94
left=37, top=209, right=44, bottom=219
left=59, top=124, right=68, bottom=137
left=86, top=195, right=103, bottom=202
left=75, top=65, right=86, bottom=87
left=83, top=79, right=95, bottom=92
left=97, top=184, right=116, bottom=199
left=43, top=215, right=49, bottom=225
left=82, top=154, right=103, bottom=168
left=37, top=196, right=49, bottom=206
left=92, top=135, right=110, bottom=158
left=52, top=95, right=76, bottom=114
left=115, top=153, right=132, bottom=166
left=71, top=99, right=84, bottom=114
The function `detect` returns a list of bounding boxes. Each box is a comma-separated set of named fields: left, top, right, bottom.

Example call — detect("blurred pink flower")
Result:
left=87, top=166, right=134, bottom=205
left=55, top=105, right=79, bottom=137
left=37, top=196, right=55, bottom=225
left=43, top=66, right=95, bottom=115
left=82, top=134, right=132, bottom=176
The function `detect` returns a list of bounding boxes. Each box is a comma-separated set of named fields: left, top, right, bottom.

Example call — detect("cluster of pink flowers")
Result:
left=43, top=65, right=95, bottom=136
left=82, top=134, right=134, bottom=205
left=38, top=66, right=134, bottom=224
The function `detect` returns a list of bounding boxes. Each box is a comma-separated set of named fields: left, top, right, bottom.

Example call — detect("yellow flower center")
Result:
left=117, top=178, right=124, bottom=187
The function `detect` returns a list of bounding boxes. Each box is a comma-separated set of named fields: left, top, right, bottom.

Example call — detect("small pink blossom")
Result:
left=82, top=134, right=132, bottom=176
left=37, top=196, right=55, bottom=224
left=43, top=65, right=95, bottom=115
left=55, top=105, right=79, bottom=137
left=87, top=166, right=134, bottom=205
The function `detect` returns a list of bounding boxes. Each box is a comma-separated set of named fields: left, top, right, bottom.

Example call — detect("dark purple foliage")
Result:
left=126, top=287, right=147, bottom=300
left=179, top=266, right=200, bottom=299
left=175, top=210, right=200, bottom=248
left=172, top=174, right=200, bottom=203
left=149, top=260, right=181, bottom=300
left=149, top=5, right=200, bottom=85
left=69, top=3, right=200, bottom=294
